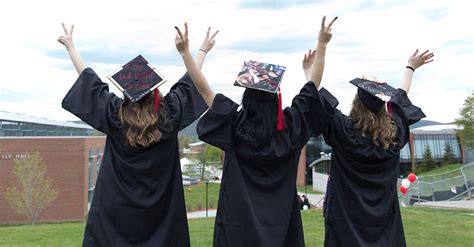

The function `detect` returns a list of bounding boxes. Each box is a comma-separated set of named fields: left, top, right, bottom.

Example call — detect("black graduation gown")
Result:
left=320, top=88, right=425, bottom=247
left=62, top=68, right=207, bottom=247
left=197, top=82, right=337, bottom=247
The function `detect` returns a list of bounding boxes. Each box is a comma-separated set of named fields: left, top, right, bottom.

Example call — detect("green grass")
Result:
left=183, top=183, right=322, bottom=212
left=1, top=207, right=473, bottom=246
left=0, top=222, right=84, bottom=247
left=183, top=182, right=221, bottom=211
left=419, top=163, right=464, bottom=176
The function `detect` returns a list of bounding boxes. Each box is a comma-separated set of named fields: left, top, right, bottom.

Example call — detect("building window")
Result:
left=413, top=134, right=462, bottom=162
left=88, top=149, right=94, bottom=209
left=96, top=148, right=102, bottom=176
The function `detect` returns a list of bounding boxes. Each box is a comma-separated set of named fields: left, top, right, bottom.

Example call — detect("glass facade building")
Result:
left=306, top=124, right=464, bottom=178
left=408, top=133, right=462, bottom=162
left=0, top=111, right=98, bottom=137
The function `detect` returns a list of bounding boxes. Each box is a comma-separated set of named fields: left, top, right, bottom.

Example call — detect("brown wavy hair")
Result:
left=119, top=92, right=167, bottom=147
left=349, top=94, right=396, bottom=150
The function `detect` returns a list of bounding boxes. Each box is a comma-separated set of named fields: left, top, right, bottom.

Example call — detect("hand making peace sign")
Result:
left=57, top=23, right=75, bottom=49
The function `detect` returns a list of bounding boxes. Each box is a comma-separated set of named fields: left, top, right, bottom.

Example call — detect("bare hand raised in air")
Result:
left=408, top=49, right=434, bottom=70
left=302, top=49, right=316, bottom=81
left=318, top=16, right=337, bottom=45
left=57, top=23, right=75, bottom=50
left=175, top=23, right=189, bottom=55
left=199, top=27, right=219, bottom=53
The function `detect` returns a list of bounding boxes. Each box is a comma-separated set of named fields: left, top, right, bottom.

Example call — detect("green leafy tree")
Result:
left=192, top=144, right=223, bottom=180
left=455, top=92, right=474, bottom=149
left=442, top=143, right=456, bottom=164
left=3, top=152, right=58, bottom=225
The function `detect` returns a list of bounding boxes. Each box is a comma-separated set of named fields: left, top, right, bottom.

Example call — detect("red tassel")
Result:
left=277, top=87, right=285, bottom=131
left=154, top=88, right=159, bottom=112
left=387, top=101, right=392, bottom=113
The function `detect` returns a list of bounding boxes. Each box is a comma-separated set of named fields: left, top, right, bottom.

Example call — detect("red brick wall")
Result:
left=0, top=137, right=105, bottom=224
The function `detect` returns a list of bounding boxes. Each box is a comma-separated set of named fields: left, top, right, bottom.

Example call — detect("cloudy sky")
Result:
left=0, top=0, right=472, bottom=124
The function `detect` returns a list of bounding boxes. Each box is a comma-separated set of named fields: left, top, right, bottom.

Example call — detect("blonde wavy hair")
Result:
left=349, top=94, right=397, bottom=150
left=119, top=92, right=167, bottom=147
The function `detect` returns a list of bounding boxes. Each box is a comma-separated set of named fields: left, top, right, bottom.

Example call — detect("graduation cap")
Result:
left=233, top=60, right=287, bottom=130
left=107, top=55, right=166, bottom=111
left=350, top=76, right=400, bottom=112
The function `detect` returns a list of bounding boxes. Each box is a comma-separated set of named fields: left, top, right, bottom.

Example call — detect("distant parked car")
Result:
left=189, top=177, right=200, bottom=185
left=182, top=175, right=200, bottom=185
left=182, top=180, right=191, bottom=186
left=182, top=175, right=191, bottom=186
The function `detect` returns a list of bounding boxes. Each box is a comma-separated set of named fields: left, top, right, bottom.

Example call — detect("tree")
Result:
left=455, top=92, right=474, bottom=149
left=442, top=143, right=456, bottom=164
left=3, top=152, right=58, bottom=225
left=178, top=135, right=195, bottom=156
left=415, top=145, right=437, bottom=173
left=192, top=144, right=223, bottom=180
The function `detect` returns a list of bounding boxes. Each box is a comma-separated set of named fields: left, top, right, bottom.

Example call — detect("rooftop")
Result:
left=0, top=111, right=92, bottom=129
left=412, top=124, right=460, bottom=134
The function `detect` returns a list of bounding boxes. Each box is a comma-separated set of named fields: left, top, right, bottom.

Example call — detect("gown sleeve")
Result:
left=61, top=68, right=122, bottom=135
left=196, top=94, right=239, bottom=151
left=390, top=88, right=426, bottom=149
left=285, top=82, right=339, bottom=150
left=165, top=73, right=208, bottom=131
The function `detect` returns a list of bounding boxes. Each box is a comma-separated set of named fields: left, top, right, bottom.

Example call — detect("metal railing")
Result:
left=399, top=163, right=474, bottom=205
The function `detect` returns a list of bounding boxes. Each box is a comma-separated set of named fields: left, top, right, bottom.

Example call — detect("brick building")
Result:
left=0, top=111, right=105, bottom=224
left=0, top=137, right=105, bottom=224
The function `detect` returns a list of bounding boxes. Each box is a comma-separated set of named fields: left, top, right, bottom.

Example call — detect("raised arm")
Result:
left=57, top=23, right=87, bottom=75
left=175, top=23, right=216, bottom=107
left=302, top=49, right=316, bottom=81
left=310, top=16, right=337, bottom=89
left=195, top=27, right=219, bottom=69
left=400, top=49, right=434, bottom=93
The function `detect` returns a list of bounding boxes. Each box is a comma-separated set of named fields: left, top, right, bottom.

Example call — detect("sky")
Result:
left=0, top=0, right=472, bottom=124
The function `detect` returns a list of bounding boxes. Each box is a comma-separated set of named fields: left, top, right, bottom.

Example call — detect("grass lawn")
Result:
left=183, top=182, right=322, bottom=212
left=419, top=163, right=464, bottom=176
left=1, top=207, right=473, bottom=246
left=183, top=182, right=221, bottom=211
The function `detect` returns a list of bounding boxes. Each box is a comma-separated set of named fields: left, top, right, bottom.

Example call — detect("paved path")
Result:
left=414, top=200, right=474, bottom=210
left=298, top=193, right=325, bottom=208
left=186, top=194, right=326, bottom=219
left=187, top=209, right=217, bottom=219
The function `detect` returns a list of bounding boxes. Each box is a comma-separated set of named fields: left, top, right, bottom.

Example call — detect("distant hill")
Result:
left=178, top=119, right=199, bottom=137
left=410, top=120, right=447, bottom=129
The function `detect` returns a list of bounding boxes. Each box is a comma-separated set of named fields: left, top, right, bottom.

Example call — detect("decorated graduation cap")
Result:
left=107, top=55, right=166, bottom=111
left=350, top=75, right=400, bottom=112
left=233, top=60, right=287, bottom=130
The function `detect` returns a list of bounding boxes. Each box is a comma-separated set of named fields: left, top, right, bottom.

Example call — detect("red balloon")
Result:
left=408, top=173, right=417, bottom=183
left=399, top=185, right=408, bottom=194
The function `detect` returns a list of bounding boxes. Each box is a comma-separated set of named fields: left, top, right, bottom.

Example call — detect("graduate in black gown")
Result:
left=58, top=23, right=218, bottom=246
left=175, top=17, right=337, bottom=247
left=320, top=49, right=434, bottom=246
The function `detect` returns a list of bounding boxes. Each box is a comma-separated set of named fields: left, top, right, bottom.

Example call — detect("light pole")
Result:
left=205, top=179, right=209, bottom=217
left=304, top=170, right=308, bottom=197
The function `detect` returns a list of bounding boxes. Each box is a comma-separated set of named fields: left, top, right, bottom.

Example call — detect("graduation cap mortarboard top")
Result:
left=107, top=55, right=166, bottom=111
left=233, top=60, right=287, bottom=130
left=350, top=75, right=401, bottom=113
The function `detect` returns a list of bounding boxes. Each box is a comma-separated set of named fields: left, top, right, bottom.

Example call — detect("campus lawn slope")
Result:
left=1, top=207, right=473, bottom=246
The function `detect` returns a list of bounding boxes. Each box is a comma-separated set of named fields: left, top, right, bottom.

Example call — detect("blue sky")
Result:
left=0, top=0, right=472, bottom=123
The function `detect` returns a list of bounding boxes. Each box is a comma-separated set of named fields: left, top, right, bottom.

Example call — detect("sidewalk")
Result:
left=187, top=209, right=217, bottom=219
left=305, top=193, right=325, bottom=204
left=186, top=194, right=326, bottom=219
left=414, top=200, right=474, bottom=210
